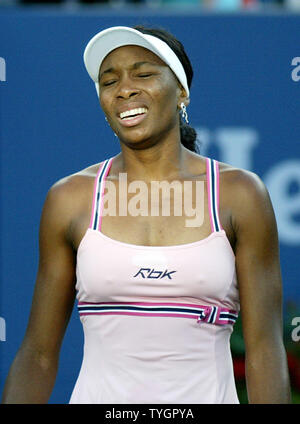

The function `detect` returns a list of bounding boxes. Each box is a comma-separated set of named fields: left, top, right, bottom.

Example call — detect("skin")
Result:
left=1, top=45, right=291, bottom=403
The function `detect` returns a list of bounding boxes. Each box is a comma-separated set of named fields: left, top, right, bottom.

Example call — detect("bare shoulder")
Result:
left=217, top=160, right=277, bottom=234
left=47, top=163, right=99, bottom=201
left=41, top=162, right=101, bottom=228
left=218, top=160, right=270, bottom=203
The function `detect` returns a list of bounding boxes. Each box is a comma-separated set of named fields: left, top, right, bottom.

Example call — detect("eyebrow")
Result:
left=98, top=61, right=160, bottom=81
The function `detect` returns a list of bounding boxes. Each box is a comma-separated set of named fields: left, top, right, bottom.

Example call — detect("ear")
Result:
left=177, top=84, right=190, bottom=109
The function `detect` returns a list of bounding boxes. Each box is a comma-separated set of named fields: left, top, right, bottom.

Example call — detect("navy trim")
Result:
left=92, top=160, right=110, bottom=230
left=78, top=302, right=238, bottom=325
left=78, top=305, right=207, bottom=314
left=210, top=159, right=220, bottom=232
left=208, top=306, right=217, bottom=323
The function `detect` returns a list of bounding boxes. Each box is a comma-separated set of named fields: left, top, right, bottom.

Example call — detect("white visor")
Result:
left=83, top=26, right=190, bottom=98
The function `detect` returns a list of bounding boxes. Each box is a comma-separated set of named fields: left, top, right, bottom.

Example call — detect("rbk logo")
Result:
left=133, top=268, right=177, bottom=280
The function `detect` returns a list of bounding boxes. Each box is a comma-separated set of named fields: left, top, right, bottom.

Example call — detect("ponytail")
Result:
left=180, top=119, right=198, bottom=153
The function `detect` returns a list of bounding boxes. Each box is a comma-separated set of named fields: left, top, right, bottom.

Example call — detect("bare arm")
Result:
left=1, top=180, right=77, bottom=403
left=231, top=170, right=291, bottom=403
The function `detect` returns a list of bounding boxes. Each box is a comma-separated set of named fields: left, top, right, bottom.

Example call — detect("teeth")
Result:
left=120, top=108, right=147, bottom=119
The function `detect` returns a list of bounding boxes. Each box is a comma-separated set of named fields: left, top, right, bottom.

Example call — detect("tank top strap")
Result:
left=89, top=157, right=114, bottom=231
left=206, top=157, right=223, bottom=233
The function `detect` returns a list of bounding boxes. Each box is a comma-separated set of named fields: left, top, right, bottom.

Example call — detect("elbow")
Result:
left=18, top=342, right=59, bottom=374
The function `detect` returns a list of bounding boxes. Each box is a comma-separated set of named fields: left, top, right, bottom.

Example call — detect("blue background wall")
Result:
left=0, top=10, right=299, bottom=403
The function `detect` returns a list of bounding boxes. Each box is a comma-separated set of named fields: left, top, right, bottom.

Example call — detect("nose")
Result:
left=116, top=75, right=140, bottom=100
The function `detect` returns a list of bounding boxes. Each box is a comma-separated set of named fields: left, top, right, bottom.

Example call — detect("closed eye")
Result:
left=137, top=73, right=153, bottom=78
left=102, top=80, right=117, bottom=86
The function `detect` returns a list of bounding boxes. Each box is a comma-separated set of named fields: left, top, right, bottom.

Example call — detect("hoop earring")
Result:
left=180, top=102, right=189, bottom=124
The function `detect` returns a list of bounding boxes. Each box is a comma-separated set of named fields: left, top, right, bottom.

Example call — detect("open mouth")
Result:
left=118, top=107, right=148, bottom=127
left=119, top=107, right=148, bottom=120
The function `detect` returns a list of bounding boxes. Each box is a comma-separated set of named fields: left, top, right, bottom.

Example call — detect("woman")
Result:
left=2, top=25, right=291, bottom=404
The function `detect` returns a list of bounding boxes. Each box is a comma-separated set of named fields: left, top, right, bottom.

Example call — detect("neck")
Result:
left=114, top=140, right=190, bottom=183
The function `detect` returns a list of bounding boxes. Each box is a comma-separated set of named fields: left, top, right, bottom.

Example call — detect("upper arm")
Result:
left=231, top=170, right=283, bottom=353
left=21, top=179, right=77, bottom=361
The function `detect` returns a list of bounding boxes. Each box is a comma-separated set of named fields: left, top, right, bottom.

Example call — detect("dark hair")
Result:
left=133, top=25, right=198, bottom=154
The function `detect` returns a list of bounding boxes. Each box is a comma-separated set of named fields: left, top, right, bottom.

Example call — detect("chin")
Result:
left=118, top=128, right=155, bottom=147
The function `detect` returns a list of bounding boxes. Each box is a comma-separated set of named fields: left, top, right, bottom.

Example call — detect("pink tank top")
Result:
left=69, top=156, right=240, bottom=404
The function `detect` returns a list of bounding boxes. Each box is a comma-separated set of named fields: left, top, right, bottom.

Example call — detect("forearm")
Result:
left=245, top=341, right=292, bottom=404
left=1, top=346, right=58, bottom=404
